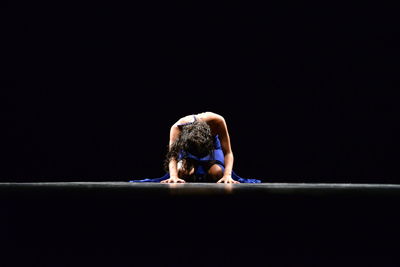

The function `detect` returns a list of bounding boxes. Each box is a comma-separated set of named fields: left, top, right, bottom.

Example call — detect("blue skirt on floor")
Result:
left=129, top=171, right=261, bottom=183
left=129, top=135, right=261, bottom=184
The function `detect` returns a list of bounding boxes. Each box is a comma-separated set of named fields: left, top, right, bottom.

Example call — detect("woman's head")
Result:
left=164, top=120, right=214, bottom=172
left=180, top=120, right=214, bottom=157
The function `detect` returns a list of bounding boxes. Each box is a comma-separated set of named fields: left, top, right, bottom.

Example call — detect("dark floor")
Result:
left=1, top=182, right=399, bottom=267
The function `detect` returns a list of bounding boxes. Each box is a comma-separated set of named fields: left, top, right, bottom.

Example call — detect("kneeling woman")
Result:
left=161, top=112, right=239, bottom=184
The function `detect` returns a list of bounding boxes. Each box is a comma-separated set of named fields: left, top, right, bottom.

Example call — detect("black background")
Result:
left=2, top=3, right=400, bottom=267
left=2, top=1, right=399, bottom=183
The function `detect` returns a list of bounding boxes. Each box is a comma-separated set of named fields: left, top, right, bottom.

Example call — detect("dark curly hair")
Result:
left=164, top=120, right=215, bottom=173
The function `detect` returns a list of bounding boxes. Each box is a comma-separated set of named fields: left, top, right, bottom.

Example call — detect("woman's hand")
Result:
left=217, top=175, right=240, bottom=184
left=160, top=176, right=186, bottom=183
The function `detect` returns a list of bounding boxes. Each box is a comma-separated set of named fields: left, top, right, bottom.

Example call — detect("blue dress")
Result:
left=129, top=116, right=261, bottom=183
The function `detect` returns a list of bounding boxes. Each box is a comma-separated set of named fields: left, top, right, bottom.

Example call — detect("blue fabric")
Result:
left=129, top=171, right=261, bottom=183
left=129, top=135, right=261, bottom=183
left=129, top=123, right=261, bottom=183
left=178, top=135, right=225, bottom=178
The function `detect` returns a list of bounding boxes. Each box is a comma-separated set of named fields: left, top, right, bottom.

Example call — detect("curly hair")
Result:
left=164, top=120, right=215, bottom=173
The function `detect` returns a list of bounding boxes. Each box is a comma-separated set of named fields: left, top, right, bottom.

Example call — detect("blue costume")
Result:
left=129, top=116, right=261, bottom=183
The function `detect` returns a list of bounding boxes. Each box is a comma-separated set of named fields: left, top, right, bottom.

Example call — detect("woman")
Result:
left=129, top=112, right=260, bottom=183
left=161, top=112, right=239, bottom=184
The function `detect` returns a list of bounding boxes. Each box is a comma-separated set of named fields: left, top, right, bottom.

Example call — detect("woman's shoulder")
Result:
left=172, top=112, right=223, bottom=127
left=172, top=114, right=196, bottom=127
left=197, top=111, right=223, bottom=121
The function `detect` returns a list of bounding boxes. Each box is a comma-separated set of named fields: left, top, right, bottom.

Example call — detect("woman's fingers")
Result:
left=160, top=178, right=186, bottom=183
left=217, top=178, right=240, bottom=184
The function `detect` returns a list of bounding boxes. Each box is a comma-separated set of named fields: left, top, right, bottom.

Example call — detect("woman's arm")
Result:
left=161, top=123, right=186, bottom=183
left=204, top=113, right=239, bottom=184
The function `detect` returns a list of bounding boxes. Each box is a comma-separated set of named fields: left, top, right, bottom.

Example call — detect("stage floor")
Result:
left=1, top=182, right=400, bottom=267
left=1, top=182, right=400, bottom=197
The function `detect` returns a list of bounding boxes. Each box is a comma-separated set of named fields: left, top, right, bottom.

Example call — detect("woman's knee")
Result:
left=208, top=164, right=223, bottom=181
